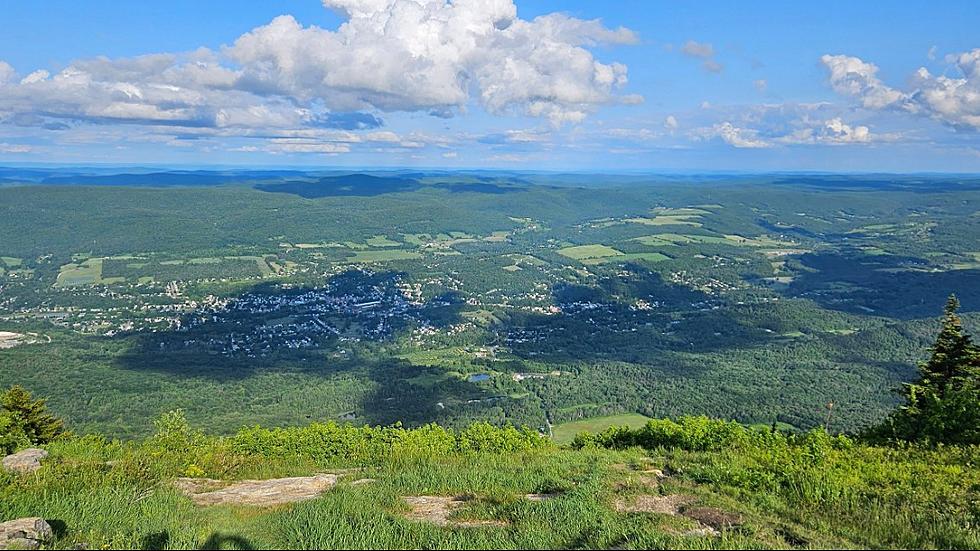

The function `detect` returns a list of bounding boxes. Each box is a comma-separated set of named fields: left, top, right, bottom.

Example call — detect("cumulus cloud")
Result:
left=0, top=0, right=638, bottom=140
left=822, top=49, right=980, bottom=130
left=778, top=117, right=873, bottom=145
left=820, top=54, right=905, bottom=109
left=701, top=122, right=769, bottom=148
left=664, top=115, right=678, bottom=132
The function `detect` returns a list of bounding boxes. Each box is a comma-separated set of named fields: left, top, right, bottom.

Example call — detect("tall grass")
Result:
left=0, top=415, right=976, bottom=549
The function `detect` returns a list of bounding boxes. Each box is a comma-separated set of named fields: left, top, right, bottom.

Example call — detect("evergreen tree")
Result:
left=920, top=295, right=977, bottom=392
left=874, top=295, right=980, bottom=445
left=1, top=385, right=65, bottom=445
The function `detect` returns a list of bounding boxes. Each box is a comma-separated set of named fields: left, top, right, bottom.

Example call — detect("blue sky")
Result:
left=0, top=0, right=978, bottom=171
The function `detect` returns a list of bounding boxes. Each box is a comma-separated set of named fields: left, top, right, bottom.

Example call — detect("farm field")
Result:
left=552, top=413, right=654, bottom=444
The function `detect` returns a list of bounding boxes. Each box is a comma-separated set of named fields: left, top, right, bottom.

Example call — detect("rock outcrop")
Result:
left=1, top=449, right=48, bottom=474
left=175, top=474, right=339, bottom=506
left=0, top=518, right=53, bottom=550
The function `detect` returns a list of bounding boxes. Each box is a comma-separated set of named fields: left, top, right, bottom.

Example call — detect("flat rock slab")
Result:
left=176, top=474, right=338, bottom=506
left=2, top=449, right=47, bottom=474
left=403, top=496, right=506, bottom=528
left=0, top=517, right=52, bottom=550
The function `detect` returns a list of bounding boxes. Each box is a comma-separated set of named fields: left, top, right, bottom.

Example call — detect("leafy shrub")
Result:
left=571, top=416, right=749, bottom=451
left=232, top=421, right=550, bottom=463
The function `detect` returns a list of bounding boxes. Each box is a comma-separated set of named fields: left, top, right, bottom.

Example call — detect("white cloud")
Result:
left=229, top=0, right=635, bottom=125
left=820, top=54, right=905, bottom=109
left=754, top=79, right=767, bottom=93
left=20, top=70, right=49, bottom=85
left=822, top=49, right=980, bottom=130
left=664, top=115, right=678, bottom=132
left=701, top=122, right=770, bottom=148
left=778, top=117, right=873, bottom=145
left=604, top=127, right=656, bottom=140
left=0, top=143, right=33, bottom=153
left=0, top=62, right=15, bottom=86
left=266, top=139, right=351, bottom=154
left=0, top=0, right=638, bottom=134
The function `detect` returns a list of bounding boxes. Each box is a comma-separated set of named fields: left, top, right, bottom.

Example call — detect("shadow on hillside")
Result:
left=113, top=269, right=465, bottom=381
left=110, top=268, right=504, bottom=426
left=255, top=174, right=422, bottom=198
left=490, top=263, right=778, bottom=364
left=781, top=251, right=980, bottom=319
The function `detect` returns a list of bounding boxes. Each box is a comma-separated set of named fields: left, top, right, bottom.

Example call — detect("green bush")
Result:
left=232, top=420, right=550, bottom=463
left=571, top=416, right=749, bottom=451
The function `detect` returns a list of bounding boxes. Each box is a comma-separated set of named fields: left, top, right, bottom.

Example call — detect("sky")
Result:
left=0, top=0, right=978, bottom=172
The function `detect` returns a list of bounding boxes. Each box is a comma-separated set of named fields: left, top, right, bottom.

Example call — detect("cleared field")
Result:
left=558, top=244, right=624, bottom=260
left=624, top=207, right=710, bottom=227
left=99, top=256, right=267, bottom=282
left=633, top=232, right=792, bottom=248
left=56, top=258, right=104, bottom=287
left=581, top=252, right=669, bottom=265
left=366, top=235, right=402, bottom=247
left=0, top=256, right=23, bottom=267
left=347, top=250, right=422, bottom=263
left=552, top=413, right=653, bottom=444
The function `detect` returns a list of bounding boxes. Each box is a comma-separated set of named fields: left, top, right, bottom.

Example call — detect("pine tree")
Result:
left=1, top=385, right=65, bottom=445
left=920, top=295, right=977, bottom=393
left=875, top=295, right=980, bottom=445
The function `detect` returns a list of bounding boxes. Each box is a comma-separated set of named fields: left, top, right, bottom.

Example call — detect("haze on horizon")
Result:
left=0, top=0, right=978, bottom=172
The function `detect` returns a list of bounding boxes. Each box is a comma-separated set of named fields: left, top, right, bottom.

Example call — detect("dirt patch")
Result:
left=176, top=474, right=338, bottom=506
left=403, top=496, right=507, bottom=527
left=681, top=506, right=743, bottom=530
left=613, top=493, right=695, bottom=514
left=0, top=332, right=24, bottom=349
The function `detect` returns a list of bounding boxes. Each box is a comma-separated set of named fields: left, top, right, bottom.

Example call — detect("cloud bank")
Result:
left=822, top=49, right=980, bottom=130
left=0, top=0, right=638, bottom=136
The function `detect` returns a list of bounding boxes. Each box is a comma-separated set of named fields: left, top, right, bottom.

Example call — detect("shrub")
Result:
left=232, top=421, right=550, bottom=463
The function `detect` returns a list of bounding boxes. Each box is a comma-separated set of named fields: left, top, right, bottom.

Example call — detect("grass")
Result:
left=347, top=250, right=422, bottom=263
left=0, top=257, right=22, bottom=268
left=2, top=417, right=976, bottom=550
left=632, top=233, right=792, bottom=248
left=581, top=252, right=669, bottom=265
left=557, top=244, right=624, bottom=261
left=55, top=258, right=104, bottom=287
left=552, top=413, right=654, bottom=444
left=366, top=235, right=403, bottom=248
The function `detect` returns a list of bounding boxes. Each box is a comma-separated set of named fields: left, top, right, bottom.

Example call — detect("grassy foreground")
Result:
left=1, top=416, right=977, bottom=550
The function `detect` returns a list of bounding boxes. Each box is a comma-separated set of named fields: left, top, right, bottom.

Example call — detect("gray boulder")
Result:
left=1, top=449, right=48, bottom=474
left=0, top=518, right=53, bottom=550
